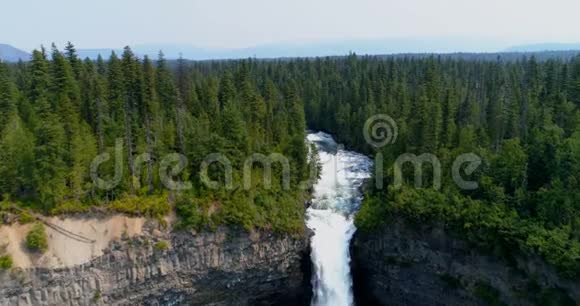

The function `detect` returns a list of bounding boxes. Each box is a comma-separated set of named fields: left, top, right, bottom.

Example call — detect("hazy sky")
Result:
left=3, top=0, right=580, bottom=51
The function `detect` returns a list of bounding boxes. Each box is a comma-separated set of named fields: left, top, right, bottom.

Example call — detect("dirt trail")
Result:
left=0, top=215, right=146, bottom=268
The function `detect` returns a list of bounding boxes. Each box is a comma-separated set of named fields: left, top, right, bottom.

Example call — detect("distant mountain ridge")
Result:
left=70, top=38, right=507, bottom=61
left=506, top=42, right=580, bottom=52
left=0, top=44, right=30, bottom=62
left=4, top=40, right=580, bottom=62
left=125, top=38, right=507, bottom=60
left=76, top=48, right=123, bottom=60
left=84, top=40, right=580, bottom=61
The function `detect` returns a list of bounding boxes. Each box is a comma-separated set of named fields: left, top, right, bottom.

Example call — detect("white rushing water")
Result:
left=306, top=132, right=372, bottom=306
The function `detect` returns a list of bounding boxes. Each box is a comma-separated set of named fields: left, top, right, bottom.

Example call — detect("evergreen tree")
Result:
left=0, top=63, right=17, bottom=130
left=0, top=114, right=34, bottom=197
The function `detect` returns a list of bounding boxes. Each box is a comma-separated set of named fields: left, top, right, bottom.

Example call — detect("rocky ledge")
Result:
left=351, top=218, right=579, bottom=306
left=0, top=223, right=312, bottom=306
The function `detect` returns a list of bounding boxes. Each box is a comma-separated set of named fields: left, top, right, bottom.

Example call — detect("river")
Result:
left=306, top=132, right=373, bottom=306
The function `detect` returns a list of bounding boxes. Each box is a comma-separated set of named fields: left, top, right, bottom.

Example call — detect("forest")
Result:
left=0, top=43, right=312, bottom=233
left=289, top=54, right=580, bottom=279
left=0, top=44, right=578, bottom=277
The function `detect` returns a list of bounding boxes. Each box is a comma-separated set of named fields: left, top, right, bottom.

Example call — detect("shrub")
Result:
left=26, top=223, right=48, bottom=253
left=174, top=189, right=306, bottom=234
left=109, top=194, right=171, bottom=220
left=154, top=240, right=170, bottom=251
left=92, top=290, right=102, bottom=303
left=175, top=196, right=213, bottom=230
left=0, top=255, right=12, bottom=269
left=18, top=211, right=35, bottom=224
left=49, top=200, right=90, bottom=215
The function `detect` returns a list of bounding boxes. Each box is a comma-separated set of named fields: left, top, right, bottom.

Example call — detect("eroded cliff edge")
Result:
left=351, top=217, right=579, bottom=306
left=0, top=217, right=311, bottom=306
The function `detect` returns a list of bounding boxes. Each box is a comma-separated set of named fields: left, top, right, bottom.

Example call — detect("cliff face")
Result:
left=351, top=218, right=579, bottom=306
left=0, top=222, right=311, bottom=306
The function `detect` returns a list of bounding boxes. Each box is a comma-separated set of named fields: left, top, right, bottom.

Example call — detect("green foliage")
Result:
left=26, top=223, right=48, bottom=253
left=0, top=255, right=13, bottom=270
left=0, top=43, right=310, bottom=233
left=175, top=196, right=218, bottom=231
left=491, top=139, right=527, bottom=194
left=18, top=211, right=35, bottom=224
left=49, top=200, right=90, bottom=215
left=92, top=290, right=102, bottom=303
left=33, top=100, right=67, bottom=209
left=354, top=195, right=389, bottom=232
left=154, top=240, right=170, bottom=251
left=108, top=194, right=171, bottom=220
left=356, top=186, right=580, bottom=278
left=175, top=189, right=306, bottom=234
left=0, top=115, right=34, bottom=197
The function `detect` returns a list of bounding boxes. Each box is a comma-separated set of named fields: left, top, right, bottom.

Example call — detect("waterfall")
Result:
left=306, top=132, right=372, bottom=306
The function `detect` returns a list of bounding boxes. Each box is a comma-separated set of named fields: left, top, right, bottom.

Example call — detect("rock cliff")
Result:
left=0, top=220, right=311, bottom=306
left=351, top=218, right=579, bottom=306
